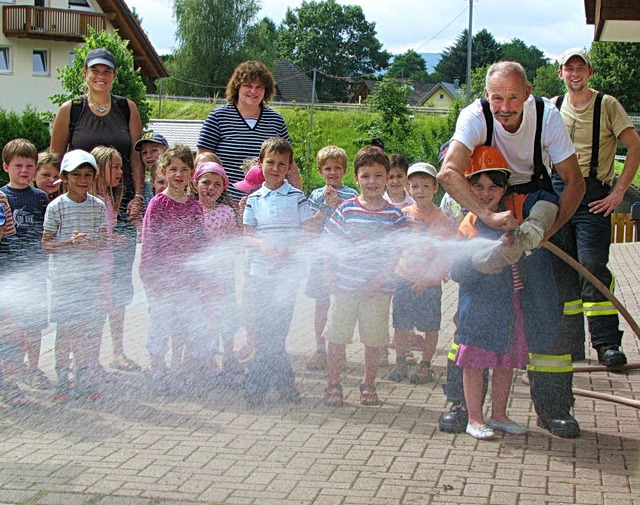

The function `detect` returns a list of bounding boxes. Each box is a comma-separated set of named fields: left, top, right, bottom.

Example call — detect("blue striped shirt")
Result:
left=197, top=104, right=291, bottom=200
left=308, top=184, right=359, bottom=229
left=324, top=197, right=406, bottom=292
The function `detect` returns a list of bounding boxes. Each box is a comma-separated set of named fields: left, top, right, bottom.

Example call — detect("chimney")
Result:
left=454, top=78, right=460, bottom=90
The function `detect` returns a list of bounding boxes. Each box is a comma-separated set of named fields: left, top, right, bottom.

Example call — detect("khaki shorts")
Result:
left=323, top=292, right=391, bottom=347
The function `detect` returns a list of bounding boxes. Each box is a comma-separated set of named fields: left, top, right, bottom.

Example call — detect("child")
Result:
left=42, top=150, right=108, bottom=402
left=451, top=146, right=559, bottom=439
left=135, top=133, right=168, bottom=205
left=391, top=162, right=452, bottom=384
left=383, top=154, right=415, bottom=209
left=192, top=161, right=241, bottom=373
left=149, top=160, right=167, bottom=198
left=323, top=145, right=407, bottom=407
left=305, top=146, right=358, bottom=372
left=139, top=144, right=207, bottom=384
left=242, top=137, right=316, bottom=406
left=91, top=146, right=141, bottom=375
left=34, top=151, right=62, bottom=201
left=1, top=139, right=51, bottom=398
left=194, top=151, right=223, bottom=168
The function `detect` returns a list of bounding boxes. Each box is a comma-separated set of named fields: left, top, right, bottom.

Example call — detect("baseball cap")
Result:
left=192, top=162, right=229, bottom=190
left=84, top=48, right=116, bottom=69
left=408, top=162, right=438, bottom=179
left=233, top=165, right=264, bottom=192
left=61, top=150, right=98, bottom=174
left=559, top=47, right=591, bottom=67
left=439, top=141, right=451, bottom=164
left=135, top=132, right=169, bottom=151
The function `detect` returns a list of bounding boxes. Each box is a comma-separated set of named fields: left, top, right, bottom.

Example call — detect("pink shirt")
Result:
left=202, top=204, right=236, bottom=241
left=140, top=193, right=205, bottom=290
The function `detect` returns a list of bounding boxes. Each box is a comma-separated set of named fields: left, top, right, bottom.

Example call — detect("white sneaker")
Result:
left=466, top=423, right=497, bottom=440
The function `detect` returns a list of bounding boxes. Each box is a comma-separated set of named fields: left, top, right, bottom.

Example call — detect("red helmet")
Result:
left=465, top=146, right=511, bottom=178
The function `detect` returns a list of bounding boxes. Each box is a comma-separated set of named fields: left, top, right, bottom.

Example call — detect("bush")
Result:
left=0, top=106, right=51, bottom=186
left=49, top=27, right=151, bottom=128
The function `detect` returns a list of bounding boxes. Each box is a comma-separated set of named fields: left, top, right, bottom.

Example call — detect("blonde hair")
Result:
left=194, top=151, right=222, bottom=167
left=240, top=157, right=258, bottom=174
left=91, top=146, right=123, bottom=211
left=35, top=150, right=62, bottom=199
left=317, top=145, right=347, bottom=169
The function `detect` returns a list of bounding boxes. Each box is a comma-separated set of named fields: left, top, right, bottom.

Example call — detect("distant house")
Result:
left=273, top=59, right=313, bottom=103
left=352, top=78, right=461, bottom=110
left=1, top=0, right=169, bottom=113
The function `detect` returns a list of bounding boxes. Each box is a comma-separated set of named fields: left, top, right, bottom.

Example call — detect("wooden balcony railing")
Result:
left=2, top=5, right=106, bottom=42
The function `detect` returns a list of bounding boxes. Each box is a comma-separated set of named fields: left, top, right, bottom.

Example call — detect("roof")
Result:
left=412, top=82, right=459, bottom=106
left=96, top=0, right=169, bottom=78
left=146, top=119, right=204, bottom=151
left=273, top=59, right=313, bottom=103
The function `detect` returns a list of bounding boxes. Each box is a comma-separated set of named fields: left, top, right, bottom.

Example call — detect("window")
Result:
left=439, top=94, right=444, bottom=100
left=0, top=47, right=10, bottom=74
left=33, top=49, right=49, bottom=76
left=69, top=0, right=91, bottom=7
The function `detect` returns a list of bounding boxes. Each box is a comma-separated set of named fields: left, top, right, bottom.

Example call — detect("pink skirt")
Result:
left=455, top=291, right=530, bottom=369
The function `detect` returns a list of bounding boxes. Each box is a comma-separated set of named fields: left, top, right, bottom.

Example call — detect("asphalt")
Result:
left=1, top=243, right=639, bottom=505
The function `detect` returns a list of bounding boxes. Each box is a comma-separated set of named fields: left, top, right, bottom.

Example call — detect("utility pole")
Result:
left=466, top=0, right=473, bottom=105
left=308, top=67, right=317, bottom=159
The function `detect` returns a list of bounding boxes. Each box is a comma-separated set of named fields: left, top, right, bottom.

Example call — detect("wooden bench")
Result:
left=611, top=213, right=636, bottom=243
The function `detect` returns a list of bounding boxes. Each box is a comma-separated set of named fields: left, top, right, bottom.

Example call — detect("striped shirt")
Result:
left=243, top=181, right=314, bottom=277
left=44, top=193, right=107, bottom=283
left=324, top=197, right=407, bottom=292
left=308, top=184, right=359, bottom=228
left=197, top=104, right=291, bottom=200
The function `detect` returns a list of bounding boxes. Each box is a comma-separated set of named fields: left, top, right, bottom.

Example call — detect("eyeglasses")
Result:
left=564, top=65, right=589, bottom=73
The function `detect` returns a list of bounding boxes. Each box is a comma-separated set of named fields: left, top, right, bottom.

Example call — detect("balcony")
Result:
left=3, top=5, right=106, bottom=42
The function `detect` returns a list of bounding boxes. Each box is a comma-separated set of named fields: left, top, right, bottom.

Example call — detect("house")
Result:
left=1, top=0, right=168, bottom=113
left=584, top=0, right=640, bottom=41
left=273, top=58, right=313, bottom=103
left=410, top=81, right=460, bottom=108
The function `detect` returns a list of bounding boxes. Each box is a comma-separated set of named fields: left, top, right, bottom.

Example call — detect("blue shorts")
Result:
left=392, top=281, right=442, bottom=332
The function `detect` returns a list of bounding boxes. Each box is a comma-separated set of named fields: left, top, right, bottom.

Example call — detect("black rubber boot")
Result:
left=439, top=403, right=468, bottom=433
left=528, top=370, right=580, bottom=438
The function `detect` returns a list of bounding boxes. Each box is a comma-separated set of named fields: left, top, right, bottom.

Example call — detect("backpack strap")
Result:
left=590, top=91, right=604, bottom=179
left=480, top=98, right=493, bottom=146
left=68, top=96, right=85, bottom=148
left=554, top=94, right=564, bottom=111
left=112, top=95, right=131, bottom=125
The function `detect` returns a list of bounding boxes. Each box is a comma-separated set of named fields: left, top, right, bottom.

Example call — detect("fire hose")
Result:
left=522, top=241, right=640, bottom=409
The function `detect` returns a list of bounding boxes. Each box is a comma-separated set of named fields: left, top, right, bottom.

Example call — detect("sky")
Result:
left=127, top=0, right=596, bottom=62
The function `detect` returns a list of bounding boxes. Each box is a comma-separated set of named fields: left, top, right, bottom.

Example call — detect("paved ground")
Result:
left=1, top=243, right=640, bottom=505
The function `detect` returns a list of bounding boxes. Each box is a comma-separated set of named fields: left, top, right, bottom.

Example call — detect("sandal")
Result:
left=110, top=354, right=141, bottom=372
left=25, top=368, right=52, bottom=389
left=324, top=383, right=344, bottom=407
left=3, top=383, right=28, bottom=407
left=359, top=383, right=380, bottom=406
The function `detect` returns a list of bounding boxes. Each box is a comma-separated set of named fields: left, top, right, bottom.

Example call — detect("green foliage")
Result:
left=0, top=106, right=51, bottom=186
left=387, top=50, right=429, bottom=82
left=167, top=0, right=260, bottom=97
left=49, top=27, right=151, bottom=127
left=283, top=104, right=325, bottom=193
left=532, top=63, right=564, bottom=98
left=435, top=29, right=502, bottom=85
left=241, top=17, right=279, bottom=68
left=278, top=0, right=391, bottom=102
left=500, top=38, right=548, bottom=84
left=590, top=41, right=640, bottom=111
left=469, top=64, right=490, bottom=100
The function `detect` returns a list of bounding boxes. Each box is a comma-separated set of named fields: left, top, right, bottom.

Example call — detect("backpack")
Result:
left=68, top=95, right=131, bottom=147
left=480, top=95, right=552, bottom=192
left=554, top=91, right=604, bottom=179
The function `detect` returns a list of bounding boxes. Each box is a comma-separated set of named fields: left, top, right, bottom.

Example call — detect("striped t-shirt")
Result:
left=308, top=184, right=359, bottom=228
left=324, top=197, right=407, bottom=292
left=197, top=104, right=291, bottom=200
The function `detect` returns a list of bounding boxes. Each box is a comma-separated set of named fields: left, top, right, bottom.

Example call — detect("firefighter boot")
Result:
left=528, top=370, right=580, bottom=438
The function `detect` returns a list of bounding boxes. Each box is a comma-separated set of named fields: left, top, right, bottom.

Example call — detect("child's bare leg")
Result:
left=54, top=325, right=73, bottom=371
left=490, top=367, right=515, bottom=423
left=74, top=323, right=102, bottom=369
left=363, top=345, right=381, bottom=385
left=421, top=331, right=439, bottom=364
left=109, top=307, right=126, bottom=357
left=23, top=330, right=43, bottom=370
left=394, top=329, right=410, bottom=362
left=463, top=367, right=487, bottom=427
left=171, top=334, right=186, bottom=369
left=314, top=298, right=329, bottom=349
left=327, top=342, right=346, bottom=385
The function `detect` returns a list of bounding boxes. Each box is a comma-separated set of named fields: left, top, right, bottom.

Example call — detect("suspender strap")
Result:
left=590, top=91, right=604, bottom=178
left=480, top=98, right=493, bottom=146
left=532, top=96, right=553, bottom=192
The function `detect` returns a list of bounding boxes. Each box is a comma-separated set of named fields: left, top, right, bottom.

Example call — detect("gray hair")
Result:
left=485, top=61, right=529, bottom=90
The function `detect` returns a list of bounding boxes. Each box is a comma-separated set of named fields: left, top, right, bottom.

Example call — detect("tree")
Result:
left=241, top=17, right=279, bottom=69
left=500, top=38, right=548, bottom=84
left=387, top=50, right=428, bottom=81
left=434, top=29, right=502, bottom=85
left=49, top=27, right=151, bottom=127
left=167, top=0, right=260, bottom=97
left=278, top=0, right=391, bottom=102
left=590, top=41, right=640, bottom=111
left=532, top=63, right=564, bottom=98
left=469, top=64, right=490, bottom=100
